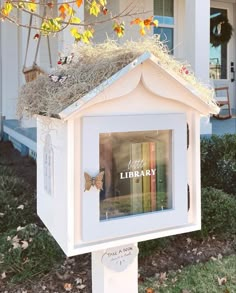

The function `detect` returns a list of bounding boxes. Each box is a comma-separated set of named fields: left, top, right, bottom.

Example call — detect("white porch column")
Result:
left=1, top=21, right=20, bottom=119
left=185, top=0, right=212, bottom=135
left=185, top=0, right=210, bottom=81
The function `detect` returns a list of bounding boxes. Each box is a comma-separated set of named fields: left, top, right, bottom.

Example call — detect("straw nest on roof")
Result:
left=17, top=37, right=217, bottom=118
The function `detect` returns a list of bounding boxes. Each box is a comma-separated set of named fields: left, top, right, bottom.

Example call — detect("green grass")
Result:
left=139, top=254, right=236, bottom=293
left=0, top=156, right=64, bottom=283
left=0, top=172, right=38, bottom=233
left=0, top=224, right=64, bottom=283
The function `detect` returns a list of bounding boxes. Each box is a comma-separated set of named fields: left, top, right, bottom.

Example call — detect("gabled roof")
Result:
left=58, top=52, right=219, bottom=120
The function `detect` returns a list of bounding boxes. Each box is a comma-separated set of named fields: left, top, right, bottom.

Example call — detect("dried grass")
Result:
left=17, top=37, right=217, bottom=118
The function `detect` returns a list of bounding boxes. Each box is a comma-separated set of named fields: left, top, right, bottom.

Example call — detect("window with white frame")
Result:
left=154, top=0, right=174, bottom=53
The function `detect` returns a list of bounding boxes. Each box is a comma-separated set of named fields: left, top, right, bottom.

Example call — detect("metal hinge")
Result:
left=187, top=123, right=189, bottom=149
left=187, top=184, right=190, bottom=211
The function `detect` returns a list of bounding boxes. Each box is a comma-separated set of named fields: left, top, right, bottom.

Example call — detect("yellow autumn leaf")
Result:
left=153, top=19, right=158, bottom=27
left=27, top=1, right=36, bottom=12
left=18, top=2, right=25, bottom=9
left=113, top=21, right=125, bottom=37
left=70, top=27, right=78, bottom=36
left=71, top=16, right=81, bottom=24
left=139, top=21, right=145, bottom=29
left=41, top=21, right=51, bottom=35
left=84, top=29, right=93, bottom=39
left=70, top=27, right=82, bottom=41
left=49, top=18, right=61, bottom=31
left=67, top=6, right=75, bottom=17
left=1, top=2, right=13, bottom=16
left=140, top=28, right=146, bottom=36
left=82, top=29, right=94, bottom=43
left=89, top=0, right=100, bottom=17
left=99, top=0, right=107, bottom=6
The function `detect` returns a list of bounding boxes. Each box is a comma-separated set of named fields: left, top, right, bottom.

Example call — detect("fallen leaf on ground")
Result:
left=186, top=238, right=192, bottom=245
left=77, top=284, right=86, bottom=290
left=217, top=276, right=227, bottom=286
left=146, top=288, right=155, bottom=293
left=159, top=272, right=167, bottom=283
left=1, top=272, right=6, bottom=279
left=182, top=290, right=191, bottom=293
left=17, top=204, right=24, bottom=210
left=21, top=240, right=29, bottom=250
left=75, top=277, right=83, bottom=284
left=64, top=283, right=73, bottom=291
left=56, top=271, right=70, bottom=281
left=171, top=277, right=178, bottom=283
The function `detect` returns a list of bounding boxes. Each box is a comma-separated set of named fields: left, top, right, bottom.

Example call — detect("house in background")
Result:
left=0, top=0, right=235, bottom=156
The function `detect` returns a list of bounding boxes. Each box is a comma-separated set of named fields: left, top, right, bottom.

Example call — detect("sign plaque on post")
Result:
left=102, top=244, right=139, bottom=272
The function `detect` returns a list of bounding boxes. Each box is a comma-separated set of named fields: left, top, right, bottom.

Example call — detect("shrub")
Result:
left=201, top=134, right=236, bottom=195
left=138, top=237, right=172, bottom=258
left=139, top=187, right=236, bottom=256
left=200, top=187, right=236, bottom=237
left=0, top=224, right=64, bottom=282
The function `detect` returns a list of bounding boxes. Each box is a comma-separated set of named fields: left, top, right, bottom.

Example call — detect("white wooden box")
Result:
left=37, top=53, right=218, bottom=256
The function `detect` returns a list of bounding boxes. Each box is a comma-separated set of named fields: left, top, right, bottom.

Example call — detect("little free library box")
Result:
left=36, top=50, right=219, bottom=256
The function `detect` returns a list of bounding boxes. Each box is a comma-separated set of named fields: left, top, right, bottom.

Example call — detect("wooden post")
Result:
left=91, top=244, right=139, bottom=293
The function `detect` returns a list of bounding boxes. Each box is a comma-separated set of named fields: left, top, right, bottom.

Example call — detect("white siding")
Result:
left=37, top=117, right=71, bottom=254
left=1, top=21, right=20, bottom=118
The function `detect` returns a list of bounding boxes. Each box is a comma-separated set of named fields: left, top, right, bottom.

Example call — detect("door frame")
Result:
left=210, top=0, right=236, bottom=112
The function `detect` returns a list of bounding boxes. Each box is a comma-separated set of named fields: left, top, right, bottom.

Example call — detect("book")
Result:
left=156, top=140, right=167, bottom=210
left=142, top=142, right=151, bottom=212
left=149, top=142, right=157, bottom=211
left=130, top=142, right=143, bottom=214
left=112, top=140, right=131, bottom=197
left=99, top=135, right=113, bottom=200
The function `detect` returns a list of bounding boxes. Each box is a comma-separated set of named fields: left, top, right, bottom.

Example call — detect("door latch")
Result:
left=231, top=62, right=235, bottom=82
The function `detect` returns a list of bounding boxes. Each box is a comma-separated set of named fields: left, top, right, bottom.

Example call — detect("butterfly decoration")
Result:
left=49, top=74, right=68, bottom=84
left=84, top=171, right=104, bottom=191
left=57, top=53, right=74, bottom=65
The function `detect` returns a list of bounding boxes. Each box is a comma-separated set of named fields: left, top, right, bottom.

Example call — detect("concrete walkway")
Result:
left=211, top=117, right=236, bottom=136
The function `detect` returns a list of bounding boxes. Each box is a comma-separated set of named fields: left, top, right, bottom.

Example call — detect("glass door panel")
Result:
left=99, top=130, right=172, bottom=220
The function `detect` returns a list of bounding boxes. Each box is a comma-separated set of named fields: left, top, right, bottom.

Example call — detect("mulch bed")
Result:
left=0, top=141, right=235, bottom=293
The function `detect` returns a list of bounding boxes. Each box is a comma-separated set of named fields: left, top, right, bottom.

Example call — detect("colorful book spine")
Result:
left=99, top=135, right=113, bottom=199
left=130, top=143, right=143, bottom=214
left=142, top=142, right=151, bottom=212
left=149, top=142, right=157, bottom=211
left=156, top=140, right=167, bottom=210
left=113, top=141, right=131, bottom=197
